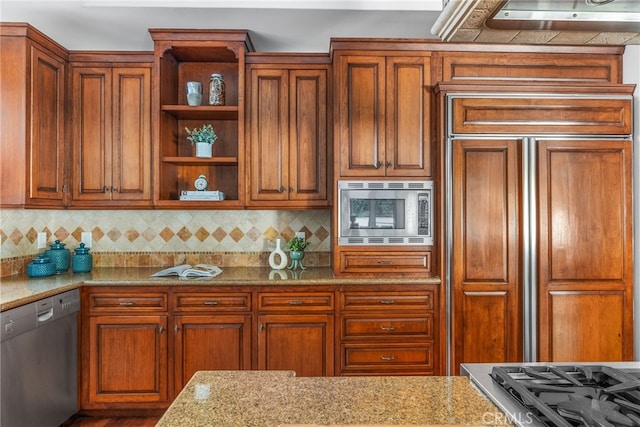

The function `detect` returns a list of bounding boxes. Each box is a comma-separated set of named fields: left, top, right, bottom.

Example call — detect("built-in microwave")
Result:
left=338, top=180, right=434, bottom=246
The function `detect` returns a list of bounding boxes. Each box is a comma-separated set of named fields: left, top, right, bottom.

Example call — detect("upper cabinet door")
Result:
left=249, top=68, right=290, bottom=202
left=335, top=54, right=431, bottom=178
left=111, top=67, right=151, bottom=202
left=385, top=56, right=431, bottom=177
left=29, top=45, right=67, bottom=205
left=70, top=64, right=152, bottom=206
left=336, top=55, right=386, bottom=177
left=247, top=63, right=330, bottom=208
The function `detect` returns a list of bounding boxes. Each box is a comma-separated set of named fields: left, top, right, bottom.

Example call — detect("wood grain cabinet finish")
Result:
left=81, top=288, right=169, bottom=409
left=339, top=287, right=437, bottom=375
left=257, top=291, right=335, bottom=376
left=150, top=29, right=253, bottom=209
left=247, top=60, right=330, bottom=208
left=69, top=58, right=152, bottom=207
left=334, top=54, right=431, bottom=178
left=437, top=50, right=623, bottom=84
left=443, top=85, right=635, bottom=372
left=0, top=24, right=67, bottom=208
left=172, top=291, right=252, bottom=393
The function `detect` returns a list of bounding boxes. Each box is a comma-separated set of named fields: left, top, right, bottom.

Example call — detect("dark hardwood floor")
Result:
left=63, top=416, right=161, bottom=426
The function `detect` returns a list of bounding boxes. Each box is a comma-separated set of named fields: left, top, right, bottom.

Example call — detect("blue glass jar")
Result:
left=45, top=239, right=70, bottom=273
left=27, top=254, right=56, bottom=278
left=72, top=243, right=93, bottom=273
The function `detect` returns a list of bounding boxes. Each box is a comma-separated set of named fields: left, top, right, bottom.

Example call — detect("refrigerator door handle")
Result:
left=522, top=136, right=538, bottom=362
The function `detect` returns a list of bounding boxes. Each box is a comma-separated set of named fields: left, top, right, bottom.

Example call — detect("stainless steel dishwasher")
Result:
left=1, top=289, right=80, bottom=427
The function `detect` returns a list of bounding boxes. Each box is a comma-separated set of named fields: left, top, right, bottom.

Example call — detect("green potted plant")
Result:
left=185, top=124, right=217, bottom=158
left=286, top=236, right=307, bottom=270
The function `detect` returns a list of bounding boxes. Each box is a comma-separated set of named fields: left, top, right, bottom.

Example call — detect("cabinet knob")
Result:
left=103, top=186, right=109, bottom=193
left=375, top=161, right=383, bottom=169
left=278, top=187, right=285, bottom=193
left=111, top=186, right=118, bottom=192
left=386, top=161, right=393, bottom=168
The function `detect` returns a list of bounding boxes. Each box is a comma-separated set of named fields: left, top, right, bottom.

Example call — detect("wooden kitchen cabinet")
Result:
left=257, top=291, right=335, bottom=376
left=339, top=286, right=438, bottom=375
left=441, top=84, right=635, bottom=372
left=150, top=29, right=253, bottom=208
left=172, top=290, right=252, bottom=392
left=69, top=53, right=152, bottom=207
left=246, top=55, right=331, bottom=208
left=81, top=288, right=170, bottom=409
left=333, top=47, right=431, bottom=178
left=0, top=23, right=67, bottom=208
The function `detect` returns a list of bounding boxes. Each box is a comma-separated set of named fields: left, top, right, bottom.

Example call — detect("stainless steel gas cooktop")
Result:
left=462, top=362, right=640, bottom=427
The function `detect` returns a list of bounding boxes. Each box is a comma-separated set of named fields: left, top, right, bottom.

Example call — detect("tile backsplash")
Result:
left=0, top=209, right=331, bottom=275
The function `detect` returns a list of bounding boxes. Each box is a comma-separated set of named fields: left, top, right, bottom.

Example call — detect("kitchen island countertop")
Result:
left=156, top=370, right=510, bottom=427
left=0, top=267, right=441, bottom=311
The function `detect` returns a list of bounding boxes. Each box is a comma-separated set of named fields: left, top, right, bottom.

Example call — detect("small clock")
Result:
left=194, top=174, right=209, bottom=191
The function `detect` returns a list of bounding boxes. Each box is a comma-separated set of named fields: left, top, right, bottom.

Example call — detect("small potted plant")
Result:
left=185, top=124, right=217, bottom=158
left=286, top=236, right=307, bottom=270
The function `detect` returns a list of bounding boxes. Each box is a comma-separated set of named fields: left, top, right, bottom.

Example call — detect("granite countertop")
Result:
left=157, top=371, right=510, bottom=427
left=0, top=267, right=441, bottom=311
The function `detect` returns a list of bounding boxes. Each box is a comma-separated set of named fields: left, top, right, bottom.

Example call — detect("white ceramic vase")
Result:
left=268, top=239, right=287, bottom=270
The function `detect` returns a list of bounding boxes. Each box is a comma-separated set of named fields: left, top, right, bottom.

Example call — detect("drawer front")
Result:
left=257, top=292, right=334, bottom=312
left=174, top=293, right=251, bottom=312
left=341, top=343, right=433, bottom=373
left=342, top=291, right=434, bottom=311
left=88, top=293, right=168, bottom=312
left=342, top=315, right=433, bottom=339
left=341, top=252, right=431, bottom=274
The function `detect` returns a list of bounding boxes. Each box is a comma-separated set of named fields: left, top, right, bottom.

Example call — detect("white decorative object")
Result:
left=195, top=142, right=212, bottom=158
left=186, top=81, right=202, bottom=106
left=268, top=238, right=287, bottom=270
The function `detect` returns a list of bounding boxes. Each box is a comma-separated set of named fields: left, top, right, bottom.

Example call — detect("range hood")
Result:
left=432, top=0, right=640, bottom=45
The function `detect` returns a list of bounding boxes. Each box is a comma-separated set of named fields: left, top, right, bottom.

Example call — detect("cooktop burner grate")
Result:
left=490, top=365, right=640, bottom=427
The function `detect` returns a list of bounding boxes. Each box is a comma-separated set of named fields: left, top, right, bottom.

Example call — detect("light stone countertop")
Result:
left=0, top=267, right=441, bottom=311
left=156, top=371, right=509, bottom=427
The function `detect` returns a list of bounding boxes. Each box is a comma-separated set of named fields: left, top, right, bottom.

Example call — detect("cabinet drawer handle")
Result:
left=204, top=301, right=220, bottom=305
left=380, top=326, right=396, bottom=331
left=379, top=300, right=395, bottom=305
left=259, top=323, right=264, bottom=332
left=175, top=325, right=179, bottom=333
left=380, top=355, right=396, bottom=361
left=159, top=325, right=164, bottom=333
left=288, top=300, right=303, bottom=305
left=119, top=301, right=134, bottom=306
left=377, top=260, right=392, bottom=265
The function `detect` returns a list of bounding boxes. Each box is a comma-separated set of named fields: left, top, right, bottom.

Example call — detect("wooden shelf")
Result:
left=161, top=156, right=238, bottom=165
left=161, top=105, right=239, bottom=120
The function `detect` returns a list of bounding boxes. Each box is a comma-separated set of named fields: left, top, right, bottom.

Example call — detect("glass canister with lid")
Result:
left=208, top=73, right=225, bottom=106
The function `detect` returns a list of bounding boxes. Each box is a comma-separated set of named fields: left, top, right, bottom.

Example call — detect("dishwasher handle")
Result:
left=37, top=308, right=54, bottom=323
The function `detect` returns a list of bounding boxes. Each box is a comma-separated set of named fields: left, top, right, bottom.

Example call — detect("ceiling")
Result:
left=0, top=0, right=639, bottom=52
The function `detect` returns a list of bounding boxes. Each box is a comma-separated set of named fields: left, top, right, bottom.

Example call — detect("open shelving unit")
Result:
left=150, top=29, right=254, bottom=208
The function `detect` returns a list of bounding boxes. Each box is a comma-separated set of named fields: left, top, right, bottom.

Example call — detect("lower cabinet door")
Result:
left=87, top=315, right=168, bottom=406
left=257, top=314, right=334, bottom=376
left=174, top=315, right=252, bottom=392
